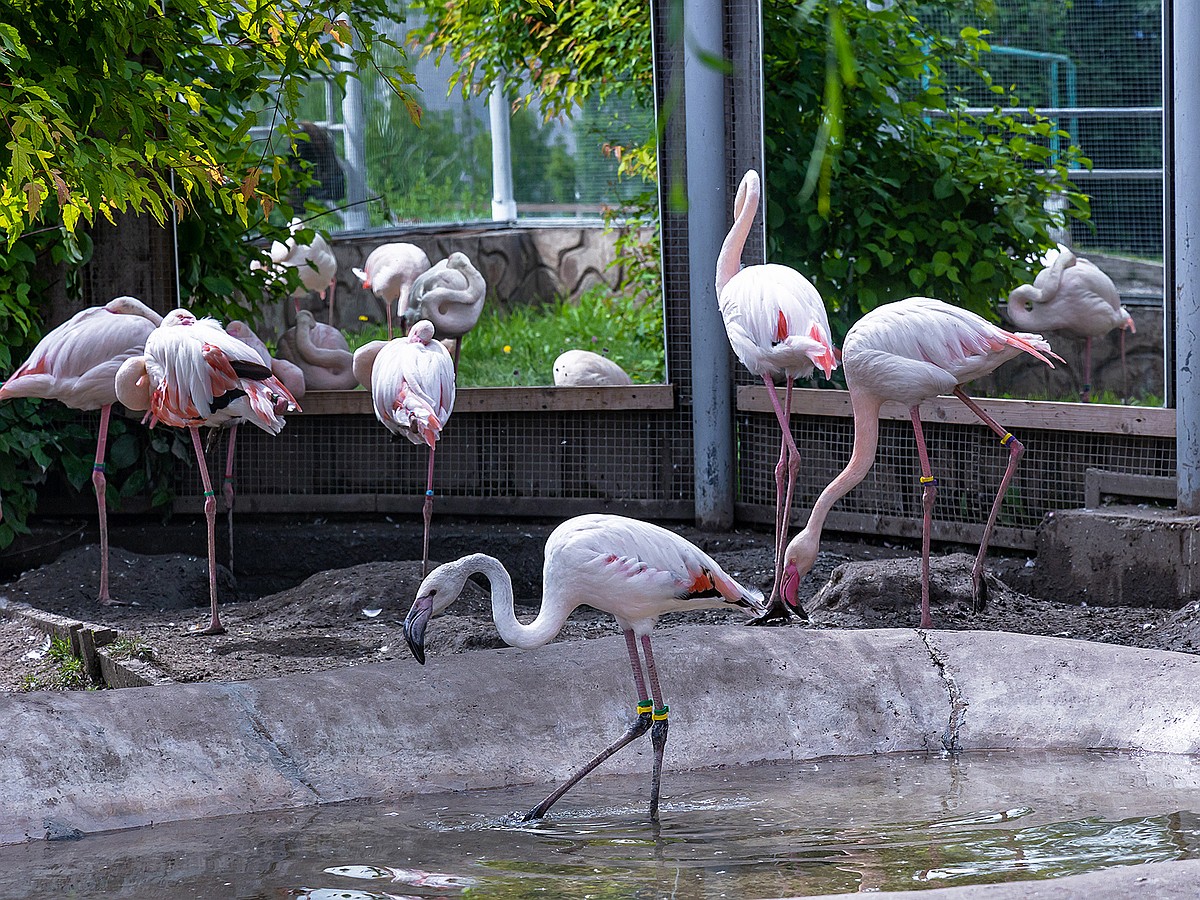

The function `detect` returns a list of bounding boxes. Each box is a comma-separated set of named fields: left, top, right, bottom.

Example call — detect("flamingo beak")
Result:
left=781, top=563, right=801, bottom=610
left=403, top=595, right=434, bottom=665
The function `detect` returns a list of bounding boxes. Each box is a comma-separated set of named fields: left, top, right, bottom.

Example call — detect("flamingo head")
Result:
left=403, top=556, right=477, bottom=665
left=1121, top=308, right=1136, bottom=333
left=778, top=528, right=819, bottom=612
left=352, top=266, right=372, bottom=290
left=407, top=319, right=437, bottom=345
left=734, top=170, right=760, bottom=222
left=162, top=308, right=197, bottom=327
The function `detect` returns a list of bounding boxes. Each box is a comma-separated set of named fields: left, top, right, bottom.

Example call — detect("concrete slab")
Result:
left=1037, top=506, right=1200, bottom=609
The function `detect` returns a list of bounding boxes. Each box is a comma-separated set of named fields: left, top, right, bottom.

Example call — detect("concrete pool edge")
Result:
left=2, top=627, right=1199, bottom=894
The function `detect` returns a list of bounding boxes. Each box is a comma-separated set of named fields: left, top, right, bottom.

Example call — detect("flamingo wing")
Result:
left=371, top=338, right=456, bottom=446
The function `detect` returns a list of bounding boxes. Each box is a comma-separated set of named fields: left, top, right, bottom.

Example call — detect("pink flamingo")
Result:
left=276, top=309, right=357, bottom=390
left=716, top=169, right=838, bottom=619
left=0, top=296, right=162, bottom=604
left=352, top=242, right=431, bottom=340
left=403, top=513, right=766, bottom=822
left=1006, top=244, right=1135, bottom=402
left=115, top=309, right=299, bottom=634
left=352, top=320, right=455, bottom=576
left=254, top=218, right=339, bottom=323
left=403, top=252, right=486, bottom=371
left=780, top=296, right=1061, bottom=627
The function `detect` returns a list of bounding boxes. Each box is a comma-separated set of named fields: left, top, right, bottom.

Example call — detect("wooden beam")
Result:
left=738, top=386, right=1175, bottom=438
left=296, top=385, right=676, bottom=416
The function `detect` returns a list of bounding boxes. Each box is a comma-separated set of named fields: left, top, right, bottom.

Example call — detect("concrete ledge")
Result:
left=2, top=626, right=1199, bottom=852
left=1037, top=506, right=1200, bottom=608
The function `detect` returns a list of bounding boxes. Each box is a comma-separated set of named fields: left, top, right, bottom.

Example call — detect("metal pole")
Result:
left=684, top=0, right=734, bottom=528
left=1173, top=0, right=1200, bottom=512
left=489, top=78, right=517, bottom=221
left=339, top=55, right=370, bottom=231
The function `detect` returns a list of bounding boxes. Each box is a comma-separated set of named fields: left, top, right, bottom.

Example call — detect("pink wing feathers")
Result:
left=369, top=327, right=456, bottom=447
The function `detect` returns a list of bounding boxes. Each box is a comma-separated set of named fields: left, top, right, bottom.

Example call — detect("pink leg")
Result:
left=954, top=388, right=1025, bottom=612
left=224, top=424, right=238, bottom=575
left=523, top=629, right=655, bottom=821
left=1082, top=336, right=1093, bottom=403
left=326, top=280, right=337, bottom=326
left=756, top=375, right=801, bottom=621
left=93, top=405, right=118, bottom=605
left=909, top=408, right=936, bottom=629
left=386, top=302, right=394, bottom=342
left=421, top=446, right=437, bottom=577
left=641, top=634, right=670, bottom=821
left=189, top=427, right=225, bottom=635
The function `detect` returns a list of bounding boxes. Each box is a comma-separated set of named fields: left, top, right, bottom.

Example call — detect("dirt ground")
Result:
left=0, top=514, right=1193, bottom=692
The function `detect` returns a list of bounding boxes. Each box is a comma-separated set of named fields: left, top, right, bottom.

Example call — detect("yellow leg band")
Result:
left=919, top=475, right=936, bottom=485
left=636, top=700, right=653, bottom=715
left=652, top=705, right=670, bottom=722
left=1000, top=432, right=1014, bottom=446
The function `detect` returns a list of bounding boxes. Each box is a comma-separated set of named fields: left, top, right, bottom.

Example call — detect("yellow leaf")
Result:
left=22, top=181, right=43, bottom=218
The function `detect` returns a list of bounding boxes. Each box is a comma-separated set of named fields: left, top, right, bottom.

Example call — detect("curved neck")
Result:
left=716, top=178, right=759, bottom=295
left=1005, top=285, right=1039, bottom=327
left=462, top=555, right=573, bottom=650
left=296, top=318, right=349, bottom=369
left=796, top=388, right=884, bottom=547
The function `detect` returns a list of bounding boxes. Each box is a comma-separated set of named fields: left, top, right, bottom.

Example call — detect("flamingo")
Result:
left=351, top=242, right=431, bottom=340
left=552, top=349, right=634, bottom=387
left=716, top=169, right=838, bottom=620
left=115, top=309, right=299, bottom=634
left=254, top=218, right=339, bottom=324
left=403, top=513, right=766, bottom=822
left=0, top=296, right=162, bottom=605
left=1006, top=244, right=1136, bottom=402
left=403, top=252, right=486, bottom=371
left=779, top=296, right=1061, bottom=628
left=276, top=309, right=357, bottom=390
left=353, top=320, right=455, bottom=576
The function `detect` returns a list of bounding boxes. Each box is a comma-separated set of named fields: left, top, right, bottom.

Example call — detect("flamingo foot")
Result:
left=97, top=596, right=131, bottom=607
left=971, top=568, right=989, bottom=613
left=649, top=716, right=669, bottom=822
left=745, top=598, right=797, bottom=626
left=188, top=621, right=227, bottom=636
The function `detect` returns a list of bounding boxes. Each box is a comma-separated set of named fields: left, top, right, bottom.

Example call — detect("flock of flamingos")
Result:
left=0, top=170, right=1136, bottom=820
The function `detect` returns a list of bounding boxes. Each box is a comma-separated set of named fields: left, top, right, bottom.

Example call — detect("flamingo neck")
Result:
left=295, top=319, right=347, bottom=368
left=716, top=180, right=759, bottom=295
left=461, top=554, right=574, bottom=650
left=1005, top=285, right=1039, bottom=328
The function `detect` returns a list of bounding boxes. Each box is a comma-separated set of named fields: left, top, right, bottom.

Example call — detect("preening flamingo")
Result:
left=0, top=296, right=162, bottom=604
left=552, top=349, right=634, bottom=387
left=276, top=309, right=357, bottom=390
left=779, top=296, right=1061, bottom=628
left=1006, top=244, right=1135, bottom=402
left=403, top=252, right=486, bottom=370
left=115, top=309, right=299, bottom=634
left=403, top=513, right=766, bottom=821
left=716, top=169, right=838, bottom=620
left=353, top=320, right=455, bottom=576
left=254, top=218, right=338, bottom=323
left=352, top=242, right=431, bottom=340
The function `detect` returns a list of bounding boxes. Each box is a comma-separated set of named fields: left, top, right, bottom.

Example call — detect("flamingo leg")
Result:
left=1119, top=328, right=1129, bottom=398
left=189, top=427, right=226, bottom=636
left=1082, top=336, right=1093, bottom=403
left=93, top=404, right=119, bottom=606
left=750, top=374, right=801, bottom=624
left=421, top=446, right=436, bottom=578
left=909, top=408, right=936, bottom=629
left=523, top=630, right=654, bottom=821
left=223, top=424, right=238, bottom=575
left=953, top=388, right=1024, bottom=612
left=452, top=336, right=463, bottom=375
left=640, top=634, right=670, bottom=822
left=326, top=279, right=337, bottom=326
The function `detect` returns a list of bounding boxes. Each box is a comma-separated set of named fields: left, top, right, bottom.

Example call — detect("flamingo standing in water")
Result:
left=352, top=242, right=431, bottom=340
left=1006, top=244, right=1135, bottom=402
left=403, top=513, right=766, bottom=822
left=716, top=169, right=838, bottom=620
left=353, top=320, right=455, bottom=576
left=116, top=309, right=299, bottom=634
left=779, top=296, right=1060, bottom=628
left=0, top=296, right=162, bottom=604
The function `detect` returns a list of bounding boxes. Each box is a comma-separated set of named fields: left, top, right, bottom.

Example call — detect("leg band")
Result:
left=652, top=705, right=670, bottom=722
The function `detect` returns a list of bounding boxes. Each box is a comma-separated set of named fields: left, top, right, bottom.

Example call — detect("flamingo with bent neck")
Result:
left=1006, top=244, right=1135, bottom=402
left=403, top=252, right=486, bottom=371
left=352, top=242, right=431, bottom=340
left=276, top=309, right=357, bottom=390
left=402, top=513, right=765, bottom=822
left=779, top=296, right=1061, bottom=627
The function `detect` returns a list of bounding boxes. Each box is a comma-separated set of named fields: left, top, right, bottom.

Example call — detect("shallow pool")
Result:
left=3, top=750, right=1200, bottom=899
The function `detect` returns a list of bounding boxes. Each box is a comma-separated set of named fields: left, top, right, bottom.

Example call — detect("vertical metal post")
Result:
left=1173, top=0, right=1200, bottom=512
left=339, top=56, right=370, bottom=231
left=685, top=0, right=734, bottom=528
left=489, top=79, right=517, bottom=221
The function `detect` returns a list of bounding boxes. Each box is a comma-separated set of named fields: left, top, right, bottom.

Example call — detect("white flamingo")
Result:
left=716, top=169, right=838, bottom=620
left=115, top=309, right=299, bottom=634
left=254, top=218, right=339, bottom=323
left=0, top=296, right=162, bottom=604
left=352, top=242, right=431, bottom=340
left=780, top=296, right=1061, bottom=627
left=1006, top=244, right=1135, bottom=402
left=353, top=320, right=456, bottom=576
left=552, top=349, right=634, bottom=386
left=403, top=513, right=766, bottom=822
left=403, top=252, right=486, bottom=370
left=275, top=309, right=357, bottom=390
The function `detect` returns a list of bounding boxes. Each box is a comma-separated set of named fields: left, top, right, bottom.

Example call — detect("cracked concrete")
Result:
left=3, top=627, right=1200, bottom=896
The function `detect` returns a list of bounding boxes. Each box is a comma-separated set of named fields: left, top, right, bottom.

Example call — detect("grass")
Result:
left=19, top=635, right=97, bottom=692
left=346, top=286, right=665, bottom=388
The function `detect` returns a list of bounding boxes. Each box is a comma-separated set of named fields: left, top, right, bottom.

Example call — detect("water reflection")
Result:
left=1, top=751, right=1199, bottom=899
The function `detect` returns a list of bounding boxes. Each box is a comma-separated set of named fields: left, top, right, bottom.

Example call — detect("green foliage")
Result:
left=349, top=287, right=664, bottom=387
left=19, top=635, right=96, bottom=692
left=763, top=0, right=1090, bottom=337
